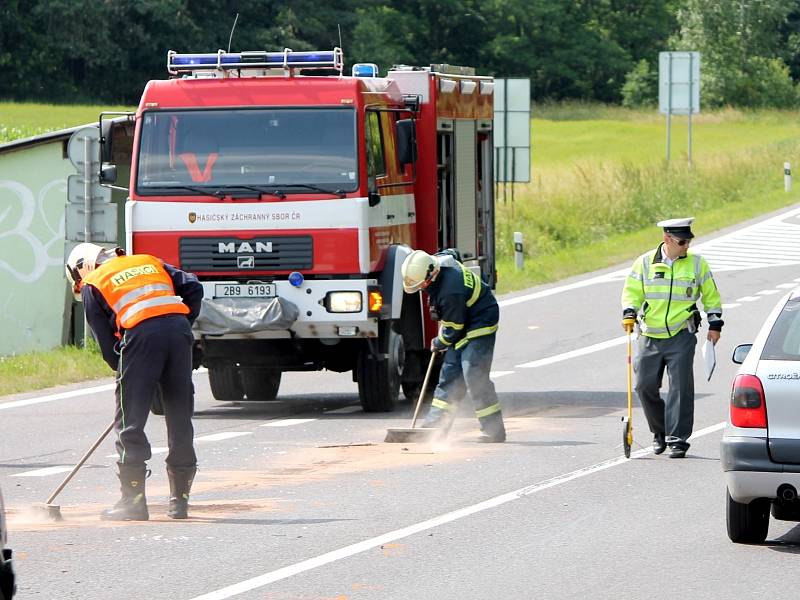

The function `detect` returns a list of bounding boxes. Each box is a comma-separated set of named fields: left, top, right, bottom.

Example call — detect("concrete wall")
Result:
left=0, top=136, right=75, bottom=355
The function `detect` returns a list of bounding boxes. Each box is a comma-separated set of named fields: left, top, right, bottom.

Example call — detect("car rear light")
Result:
left=730, top=374, right=768, bottom=428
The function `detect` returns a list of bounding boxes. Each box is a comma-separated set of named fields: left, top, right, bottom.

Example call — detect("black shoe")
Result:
left=668, top=446, right=687, bottom=459
left=477, top=433, right=506, bottom=443
left=167, top=465, right=196, bottom=520
left=101, top=465, right=149, bottom=521
left=653, top=433, right=667, bottom=455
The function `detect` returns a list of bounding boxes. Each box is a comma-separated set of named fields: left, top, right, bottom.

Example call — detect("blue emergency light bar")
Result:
left=167, top=48, right=344, bottom=75
left=352, top=63, right=379, bottom=78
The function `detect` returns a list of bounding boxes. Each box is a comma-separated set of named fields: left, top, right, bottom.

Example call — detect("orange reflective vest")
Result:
left=82, top=254, right=189, bottom=331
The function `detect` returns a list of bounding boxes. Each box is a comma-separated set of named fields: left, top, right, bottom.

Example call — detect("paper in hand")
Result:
left=701, top=339, right=716, bottom=382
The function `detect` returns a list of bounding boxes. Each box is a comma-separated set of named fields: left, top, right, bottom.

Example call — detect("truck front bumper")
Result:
left=195, top=278, right=380, bottom=339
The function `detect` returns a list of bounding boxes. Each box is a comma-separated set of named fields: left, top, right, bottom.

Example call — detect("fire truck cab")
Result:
left=106, top=47, right=496, bottom=412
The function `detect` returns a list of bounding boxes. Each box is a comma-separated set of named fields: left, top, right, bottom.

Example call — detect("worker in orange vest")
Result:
left=66, top=243, right=203, bottom=520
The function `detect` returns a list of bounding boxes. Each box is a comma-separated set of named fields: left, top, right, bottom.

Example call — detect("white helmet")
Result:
left=65, top=243, right=120, bottom=300
left=401, top=250, right=439, bottom=293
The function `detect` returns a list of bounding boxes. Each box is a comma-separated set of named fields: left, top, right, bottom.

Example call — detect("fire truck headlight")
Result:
left=325, top=291, right=362, bottom=313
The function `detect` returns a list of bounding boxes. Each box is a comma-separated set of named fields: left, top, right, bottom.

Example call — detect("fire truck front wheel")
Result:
left=208, top=365, right=245, bottom=401
left=357, top=325, right=404, bottom=412
left=240, top=368, right=282, bottom=401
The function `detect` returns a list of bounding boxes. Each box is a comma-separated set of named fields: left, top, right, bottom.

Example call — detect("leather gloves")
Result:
left=622, top=309, right=637, bottom=333
left=430, top=337, right=447, bottom=353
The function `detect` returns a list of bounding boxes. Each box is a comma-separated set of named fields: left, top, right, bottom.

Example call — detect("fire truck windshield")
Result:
left=136, top=108, right=357, bottom=196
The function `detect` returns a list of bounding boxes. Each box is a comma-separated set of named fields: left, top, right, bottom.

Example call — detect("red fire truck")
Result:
left=100, top=47, right=496, bottom=412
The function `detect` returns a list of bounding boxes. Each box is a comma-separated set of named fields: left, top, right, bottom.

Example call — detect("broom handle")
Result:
left=411, top=352, right=438, bottom=428
left=46, top=421, right=115, bottom=505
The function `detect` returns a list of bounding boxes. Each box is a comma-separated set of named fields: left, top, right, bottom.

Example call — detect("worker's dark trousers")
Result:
left=115, top=315, right=197, bottom=469
left=423, top=333, right=505, bottom=438
left=634, top=328, right=696, bottom=451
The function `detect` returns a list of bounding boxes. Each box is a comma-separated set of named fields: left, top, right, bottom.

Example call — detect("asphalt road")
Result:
left=4, top=207, right=800, bottom=599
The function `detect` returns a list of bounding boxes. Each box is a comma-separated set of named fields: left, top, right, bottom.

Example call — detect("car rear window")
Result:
left=761, top=297, right=800, bottom=360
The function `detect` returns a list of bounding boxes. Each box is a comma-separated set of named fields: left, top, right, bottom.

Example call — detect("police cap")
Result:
left=657, top=217, right=695, bottom=240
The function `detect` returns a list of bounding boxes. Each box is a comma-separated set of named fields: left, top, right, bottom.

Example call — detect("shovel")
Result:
left=385, top=352, right=439, bottom=443
left=32, top=421, right=115, bottom=520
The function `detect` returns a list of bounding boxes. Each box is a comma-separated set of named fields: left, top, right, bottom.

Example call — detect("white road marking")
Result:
left=0, top=383, right=115, bottom=411
left=188, top=421, right=727, bottom=600
left=11, top=466, right=74, bottom=478
left=107, top=447, right=168, bottom=459
left=736, top=296, right=761, bottom=302
left=490, top=371, right=514, bottom=379
left=722, top=303, right=740, bottom=309
left=515, top=336, right=627, bottom=369
left=260, top=418, right=317, bottom=427
left=777, top=283, right=798, bottom=289
left=194, top=432, right=252, bottom=442
left=756, top=289, right=782, bottom=295
left=325, top=406, right=362, bottom=415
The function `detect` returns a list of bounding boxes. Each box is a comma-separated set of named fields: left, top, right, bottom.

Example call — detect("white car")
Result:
left=722, top=289, right=800, bottom=543
left=0, top=487, right=14, bottom=599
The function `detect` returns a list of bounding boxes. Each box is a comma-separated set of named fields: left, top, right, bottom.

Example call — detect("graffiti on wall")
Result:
left=0, top=179, right=66, bottom=283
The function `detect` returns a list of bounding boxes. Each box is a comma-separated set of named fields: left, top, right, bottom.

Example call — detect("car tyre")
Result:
left=726, top=488, right=770, bottom=543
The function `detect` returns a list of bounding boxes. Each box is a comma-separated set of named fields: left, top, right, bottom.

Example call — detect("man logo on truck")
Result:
left=218, top=241, right=273, bottom=254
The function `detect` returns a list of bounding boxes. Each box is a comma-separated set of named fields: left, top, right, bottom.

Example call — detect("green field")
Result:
left=2, top=102, right=799, bottom=392
left=0, top=101, right=133, bottom=143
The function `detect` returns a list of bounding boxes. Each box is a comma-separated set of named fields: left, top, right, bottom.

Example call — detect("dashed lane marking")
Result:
left=736, top=296, right=761, bottom=302
left=11, top=466, right=74, bottom=478
left=515, top=336, right=627, bottom=369
left=194, top=432, right=252, bottom=442
left=260, top=418, right=317, bottom=427
left=187, top=421, right=727, bottom=600
left=490, top=371, right=514, bottom=379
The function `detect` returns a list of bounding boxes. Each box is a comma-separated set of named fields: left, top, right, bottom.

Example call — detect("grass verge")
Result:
left=0, top=343, right=111, bottom=397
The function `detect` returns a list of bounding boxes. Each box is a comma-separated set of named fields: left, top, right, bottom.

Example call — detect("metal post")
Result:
left=511, top=147, right=516, bottom=203
left=83, top=135, right=92, bottom=348
left=666, top=54, right=673, bottom=164
left=786, top=162, right=792, bottom=192
left=687, top=53, right=693, bottom=166
left=514, top=232, right=524, bottom=270
left=503, top=79, right=509, bottom=203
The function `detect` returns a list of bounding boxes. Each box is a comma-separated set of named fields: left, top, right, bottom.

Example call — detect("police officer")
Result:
left=401, top=249, right=506, bottom=442
left=621, top=218, right=723, bottom=458
left=65, top=243, right=203, bottom=520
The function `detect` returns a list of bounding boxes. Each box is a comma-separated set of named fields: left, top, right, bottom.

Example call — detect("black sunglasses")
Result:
left=668, top=235, right=690, bottom=247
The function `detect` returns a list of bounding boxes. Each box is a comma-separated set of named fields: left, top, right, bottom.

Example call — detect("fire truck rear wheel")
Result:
left=357, top=325, right=404, bottom=412
left=209, top=365, right=245, bottom=401
left=240, top=368, right=282, bottom=401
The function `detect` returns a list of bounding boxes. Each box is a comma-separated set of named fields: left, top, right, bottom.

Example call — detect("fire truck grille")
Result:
left=179, top=236, right=313, bottom=271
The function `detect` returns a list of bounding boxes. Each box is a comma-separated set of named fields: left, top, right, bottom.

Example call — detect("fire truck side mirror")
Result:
left=100, top=119, right=114, bottom=163
left=99, top=164, right=118, bottom=185
left=396, top=119, right=417, bottom=166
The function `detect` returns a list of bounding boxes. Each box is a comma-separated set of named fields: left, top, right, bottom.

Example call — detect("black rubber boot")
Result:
left=101, top=465, right=149, bottom=521
left=167, top=465, right=196, bottom=519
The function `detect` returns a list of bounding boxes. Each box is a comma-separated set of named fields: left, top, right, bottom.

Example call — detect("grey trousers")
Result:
left=634, top=328, right=696, bottom=450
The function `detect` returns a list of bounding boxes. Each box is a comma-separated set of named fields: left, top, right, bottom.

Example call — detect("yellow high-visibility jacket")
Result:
left=621, top=244, right=723, bottom=339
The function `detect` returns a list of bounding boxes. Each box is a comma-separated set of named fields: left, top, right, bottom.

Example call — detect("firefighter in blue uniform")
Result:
left=65, top=242, right=204, bottom=520
left=401, top=249, right=506, bottom=442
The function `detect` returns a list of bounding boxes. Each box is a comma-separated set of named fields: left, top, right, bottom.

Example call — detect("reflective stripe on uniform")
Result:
left=112, top=283, right=174, bottom=314
left=432, top=398, right=455, bottom=412
left=438, top=333, right=454, bottom=346
left=466, top=274, right=482, bottom=307
left=118, top=295, right=186, bottom=328
left=454, top=325, right=498, bottom=350
left=475, top=403, right=501, bottom=418
left=643, top=320, right=688, bottom=335
left=441, top=321, right=464, bottom=330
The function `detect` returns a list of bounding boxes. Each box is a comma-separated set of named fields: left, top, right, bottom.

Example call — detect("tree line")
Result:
left=1, top=0, right=799, bottom=108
